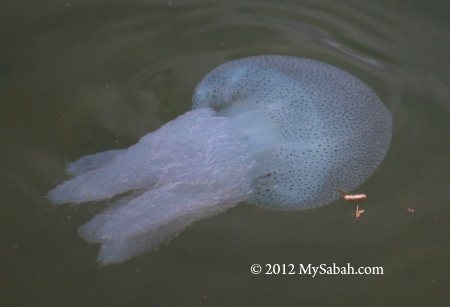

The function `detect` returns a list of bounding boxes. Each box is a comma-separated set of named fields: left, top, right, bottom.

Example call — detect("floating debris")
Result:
left=338, top=190, right=367, bottom=223
left=355, top=205, right=366, bottom=224
left=337, top=189, right=367, bottom=202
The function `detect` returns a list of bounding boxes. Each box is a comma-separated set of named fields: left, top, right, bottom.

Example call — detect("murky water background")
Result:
left=1, top=0, right=449, bottom=306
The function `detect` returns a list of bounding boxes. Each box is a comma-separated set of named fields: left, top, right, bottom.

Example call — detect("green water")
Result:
left=1, top=0, right=448, bottom=306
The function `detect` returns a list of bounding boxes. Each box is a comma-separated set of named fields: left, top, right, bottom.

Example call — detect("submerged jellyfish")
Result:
left=48, top=56, right=392, bottom=265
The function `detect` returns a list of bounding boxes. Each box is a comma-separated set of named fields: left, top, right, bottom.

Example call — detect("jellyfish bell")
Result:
left=48, top=55, right=392, bottom=265
left=194, top=56, right=392, bottom=209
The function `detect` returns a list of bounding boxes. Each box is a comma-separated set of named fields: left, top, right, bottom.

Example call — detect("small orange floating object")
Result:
left=337, top=189, right=367, bottom=202
left=338, top=190, right=367, bottom=223
left=355, top=205, right=366, bottom=224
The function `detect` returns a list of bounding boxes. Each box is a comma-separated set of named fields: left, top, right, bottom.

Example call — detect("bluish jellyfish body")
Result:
left=48, top=56, right=392, bottom=265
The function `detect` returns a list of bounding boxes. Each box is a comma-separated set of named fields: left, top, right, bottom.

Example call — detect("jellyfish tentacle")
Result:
left=48, top=108, right=264, bottom=205
left=66, top=149, right=127, bottom=176
left=48, top=150, right=159, bottom=204
left=79, top=182, right=250, bottom=265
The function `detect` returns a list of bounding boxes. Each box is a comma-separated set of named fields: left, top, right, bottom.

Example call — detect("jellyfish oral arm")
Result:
left=49, top=108, right=264, bottom=264
left=66, top=149, right=126, bottom=176
left=79, top=181, right=250, bottom=265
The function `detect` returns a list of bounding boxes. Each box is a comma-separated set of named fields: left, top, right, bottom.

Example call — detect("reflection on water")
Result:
left=1, top=0, right=448, bottom=306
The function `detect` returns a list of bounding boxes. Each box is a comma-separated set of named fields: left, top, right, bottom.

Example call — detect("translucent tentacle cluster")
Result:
left=49, top=109, right=256, bottom=265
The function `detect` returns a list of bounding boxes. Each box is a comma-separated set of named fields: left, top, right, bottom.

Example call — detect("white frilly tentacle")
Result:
left=49, top=108, right=257, bottom=264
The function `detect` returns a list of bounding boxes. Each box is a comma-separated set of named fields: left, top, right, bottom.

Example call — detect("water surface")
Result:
left=1, top=0, right=449, bottom=306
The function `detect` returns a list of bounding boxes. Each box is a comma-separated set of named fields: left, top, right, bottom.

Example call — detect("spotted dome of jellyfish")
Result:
left=193, top=56, right=392, bottom=209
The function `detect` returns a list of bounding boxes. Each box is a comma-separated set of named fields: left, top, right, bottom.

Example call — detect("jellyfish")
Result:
left=48, top=56, right=392, bottom=265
